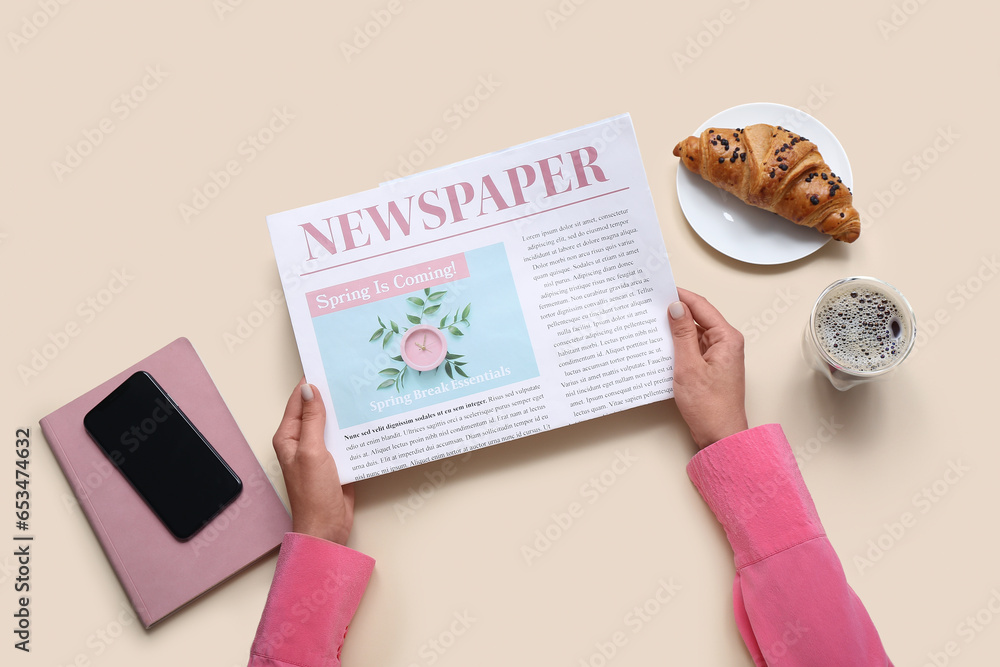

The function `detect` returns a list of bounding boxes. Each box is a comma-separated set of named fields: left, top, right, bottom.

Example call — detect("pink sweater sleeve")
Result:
left=248, top=532, right=375, bottom=667
left=686, top=424, right=893, bottom=667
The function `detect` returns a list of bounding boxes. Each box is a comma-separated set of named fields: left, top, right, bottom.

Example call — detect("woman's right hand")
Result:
left=667, top=288, right=749, bottom=449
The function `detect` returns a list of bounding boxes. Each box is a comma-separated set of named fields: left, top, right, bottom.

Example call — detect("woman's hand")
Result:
left=272, top=379, right=354, bottom=544
left=668, top=288, right=749, bottom=449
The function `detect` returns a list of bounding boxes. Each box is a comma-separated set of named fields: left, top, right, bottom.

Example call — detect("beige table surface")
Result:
left=4, top=1, right=999, bottom=665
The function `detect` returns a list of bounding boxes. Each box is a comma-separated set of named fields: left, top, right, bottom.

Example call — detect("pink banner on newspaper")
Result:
left=306, top=253, right=470, bottom=317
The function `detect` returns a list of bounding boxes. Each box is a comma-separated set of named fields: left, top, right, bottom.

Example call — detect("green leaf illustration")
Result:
left=407, top=297, right=425, bottom=307
left=390, top=355, right=403, bottom=362
left=390, top=320, right=400, bottom=334
left=382, top=330, right=394, bottom=348
left=379, top=368, right=400, bottom=376
left=439, top=315, right=448, bottom=328
left=453, top=361, right=467, bottom=366
left=455, top=366, right=469, bottom=378
left=406, top=314, right=422, bottom=324
left=448, top=326, right=464, bottom=336
left=370, top=328, right=385, bottom=342
left=445, top=362, right=454, bottom=379
left=462, top=303, right=471, bottom=320
left=377, top=379, right=395, bottom=389
left=423, top=304, right=441, bottom=315
left=378, top=316, right=386, bottom=329
left=428, top=291, right=445, bottom=301
left=424, top=288, right=431, bottom=296
left=445, top=353, right=464, bottom=360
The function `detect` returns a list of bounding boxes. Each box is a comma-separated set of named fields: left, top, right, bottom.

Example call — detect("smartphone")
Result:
left=83, top=371, right=243, bottom=541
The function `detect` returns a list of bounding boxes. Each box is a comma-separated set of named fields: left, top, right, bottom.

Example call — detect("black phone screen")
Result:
left=83, top=371, right=242, bottom=541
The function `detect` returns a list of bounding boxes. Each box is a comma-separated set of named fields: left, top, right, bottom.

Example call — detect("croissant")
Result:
left=673, top=124, right=860, bottom=242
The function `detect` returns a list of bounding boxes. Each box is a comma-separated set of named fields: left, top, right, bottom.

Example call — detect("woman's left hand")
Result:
left=272, top=379, right=355, bottom=545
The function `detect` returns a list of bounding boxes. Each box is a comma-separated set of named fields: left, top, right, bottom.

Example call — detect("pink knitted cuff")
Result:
left=686, top=424, right=825, bottom=569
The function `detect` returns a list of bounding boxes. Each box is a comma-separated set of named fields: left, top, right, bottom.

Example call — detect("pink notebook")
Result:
left=40, top=337, right=291, bottom=628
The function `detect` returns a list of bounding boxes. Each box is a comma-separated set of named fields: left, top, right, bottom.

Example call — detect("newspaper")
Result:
left=267, top=114, right=678, bottom=482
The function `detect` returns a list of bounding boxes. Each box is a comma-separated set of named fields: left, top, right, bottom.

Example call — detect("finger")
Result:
left=678, top=287, right=732, bottom=332
left=272, top=379, right=305, bottom=459
left=298, top=383, right=327, bottom=455
left=276, top=376, right=307, bottom=426
left=668, top=298, right=705, bottom=368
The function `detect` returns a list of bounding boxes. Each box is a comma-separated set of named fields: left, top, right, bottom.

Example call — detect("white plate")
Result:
left=675, top=103, right=853, bottom=265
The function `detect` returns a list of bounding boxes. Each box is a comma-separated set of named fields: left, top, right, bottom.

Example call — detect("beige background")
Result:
left=3, top=1, right=998, bottom=665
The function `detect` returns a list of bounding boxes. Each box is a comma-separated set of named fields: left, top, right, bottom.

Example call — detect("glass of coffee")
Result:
left=802, top=277, right=916, bottom=391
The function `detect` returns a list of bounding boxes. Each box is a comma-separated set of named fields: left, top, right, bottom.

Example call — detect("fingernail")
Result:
left=668, top=302, right=685, bottom=320
left=301, top=384, right=314, bottom=401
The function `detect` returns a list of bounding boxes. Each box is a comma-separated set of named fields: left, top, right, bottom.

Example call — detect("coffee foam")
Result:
left=814, top=283, right=912, bottom=372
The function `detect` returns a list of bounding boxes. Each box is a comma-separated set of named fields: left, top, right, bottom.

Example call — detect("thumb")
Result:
left=298, top=383, right=327, bottom=450
left=668, top=301, right=702, bottom=366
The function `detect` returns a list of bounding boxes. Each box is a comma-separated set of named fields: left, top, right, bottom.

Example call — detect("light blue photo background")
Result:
left=313, top=243, right=539, bottom=428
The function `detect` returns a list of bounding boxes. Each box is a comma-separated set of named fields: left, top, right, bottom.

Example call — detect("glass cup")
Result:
left=802, top=277, right=916, bottom=391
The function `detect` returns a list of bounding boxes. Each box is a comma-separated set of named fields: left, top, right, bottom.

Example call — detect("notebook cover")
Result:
left=39, top=337, right=291, bottom=628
